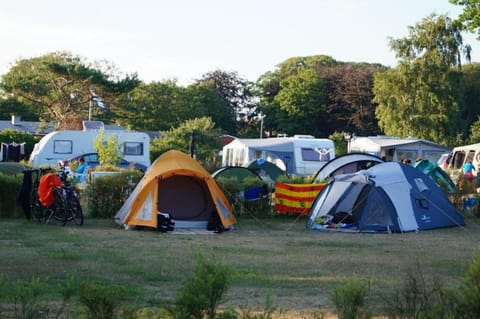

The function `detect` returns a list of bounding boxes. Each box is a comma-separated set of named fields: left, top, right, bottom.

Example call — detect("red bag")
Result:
left=38, top=173, right=62, bottom=207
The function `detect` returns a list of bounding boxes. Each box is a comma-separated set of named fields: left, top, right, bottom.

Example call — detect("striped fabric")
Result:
left=274, top=182, right=326, bottom=214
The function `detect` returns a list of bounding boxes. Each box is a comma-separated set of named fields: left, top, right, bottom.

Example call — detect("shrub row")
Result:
left=83, top=171, right=143, bottom=218
left=0, top=171, right=25, bottom=218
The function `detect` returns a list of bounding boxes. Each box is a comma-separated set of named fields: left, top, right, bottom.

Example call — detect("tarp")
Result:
left=274, top=182, right=326, bottom=214
left=115, top=150, right=236, bottom=230
left=413, top=159, right=456, bottom=193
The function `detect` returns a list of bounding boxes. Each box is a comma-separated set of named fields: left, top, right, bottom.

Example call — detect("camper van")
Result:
left=348, top=136, right=450, bottom=163
left=29, top=129, right=151, bottom=168
left=222, top=135, right=335, bottom=177
left=444, top=143, right=480, bottom=178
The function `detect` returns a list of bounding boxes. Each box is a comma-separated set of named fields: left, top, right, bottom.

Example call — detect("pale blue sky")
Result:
left=1, top=0, right=478, bottom=85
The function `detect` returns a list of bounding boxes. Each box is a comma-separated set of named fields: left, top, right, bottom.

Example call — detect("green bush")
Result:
left=0, top=172, right=24, bottom=217
left=216, top=176, right=272, bottom=217
left=171, top=256, right=232, bottom=319
left=84, top=171, right=143, bottom=218
left=216, top=177, right=243, bottom=200
left=10, top=275, right=48, bottom=319
left=382, top=261, right=457, bottom=319
left=454, top=251, right=480, bottom=318
left=79, top=280, right=127, bottom=319
left=331, top=278, right=372, bottom=319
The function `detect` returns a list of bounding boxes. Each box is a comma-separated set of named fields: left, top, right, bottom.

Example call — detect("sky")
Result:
left=1, top=0, right=479, bottom=86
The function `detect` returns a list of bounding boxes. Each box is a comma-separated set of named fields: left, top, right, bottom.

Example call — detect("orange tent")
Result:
left=115, top=150, right=236, bottom=230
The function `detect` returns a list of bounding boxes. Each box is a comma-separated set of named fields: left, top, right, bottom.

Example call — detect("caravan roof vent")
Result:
left=293, top=135, right=314, bottom=139
left=82, top=121, right=105, bottom=131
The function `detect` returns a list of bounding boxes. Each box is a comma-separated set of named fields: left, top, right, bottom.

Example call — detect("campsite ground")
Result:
left=1, top=215, right=479, bottom=318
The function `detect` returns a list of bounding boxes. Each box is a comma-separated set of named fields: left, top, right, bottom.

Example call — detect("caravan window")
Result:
left=123, top=142, right=144, bottom=156
left=452, top=151, right=466, bottom=169
left=422, top=150, right=448, bottom=162
left=397, top=150, right=417, bottom=163
left=53, top=140, right=73, bottom=154
left=301, top=148, right=331, bottom=162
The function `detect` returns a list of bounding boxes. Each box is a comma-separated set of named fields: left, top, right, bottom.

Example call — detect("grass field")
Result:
left=1, top=215, right=480, bottom=317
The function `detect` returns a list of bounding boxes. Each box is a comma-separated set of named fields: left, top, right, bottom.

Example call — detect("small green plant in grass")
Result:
left=55, top=274, right=77, bottom=319
left=454, top=251, right=480, bottom=318
left=331, top=278, right=372, bottom=319
left=78, top=280, right=127, bottom=319
left=171, top=255, right=232, bottom=319
left=11, top=275, right=48, bottom=319
left=382, top=260, right=456, bottom=319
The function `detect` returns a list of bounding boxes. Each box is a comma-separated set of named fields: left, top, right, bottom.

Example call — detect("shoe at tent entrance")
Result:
left=114, top=150, right=236, bottom=232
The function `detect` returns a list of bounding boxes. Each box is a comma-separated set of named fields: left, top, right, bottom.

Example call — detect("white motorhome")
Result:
left=444, top=143, right=480, bottom=178
left=29, top=127, right=150, bottom=168
left=222, top=135, right=335, bottom=177
left=348, top=136, right=450, bottom=163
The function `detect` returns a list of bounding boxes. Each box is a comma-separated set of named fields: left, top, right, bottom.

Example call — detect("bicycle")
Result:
left=26, top=167, right=83, bottom=226
left=56, top=167, right=84, bottom=226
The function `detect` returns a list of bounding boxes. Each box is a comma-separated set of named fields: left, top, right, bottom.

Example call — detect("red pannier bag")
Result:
left=38, top=173, right=62, bottom=207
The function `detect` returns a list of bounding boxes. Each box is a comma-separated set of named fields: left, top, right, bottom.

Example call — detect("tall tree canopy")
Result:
left=257, top=55, right=382, bottom=137
left=0, top=51, right=140, bottom=129
left=451, top=0, right=480, bottom=41
left=118, top=80, right=184, bottom=131
left=373, top=14, right=468, bottom=144
left=323, top=63, right=385, bottom=136
left=195, top=70, right=258, bottom=135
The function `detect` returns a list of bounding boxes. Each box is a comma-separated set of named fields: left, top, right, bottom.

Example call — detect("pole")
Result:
left=259, top=114, right=266, bottom=138
left=88, top=99, right=92, bottom=121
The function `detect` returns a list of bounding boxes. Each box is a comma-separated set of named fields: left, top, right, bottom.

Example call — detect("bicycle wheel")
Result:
left=47, top=188, right=67, bottom=226
left=68, top=195, right=83, bottom=226
left=29, top=190, right=45, bottom=223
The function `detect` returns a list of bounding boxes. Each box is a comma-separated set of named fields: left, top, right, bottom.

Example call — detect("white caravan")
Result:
left=348, top=136, right=450, bottom=163
left=443, top=143, right=480, bottom=178
left=222, top=135, right=335, bottom=177
left=29, top=128, right=150, bottom=168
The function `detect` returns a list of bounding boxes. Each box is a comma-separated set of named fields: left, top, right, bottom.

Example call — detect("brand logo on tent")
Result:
left=420, top=214, right=431, bottom=223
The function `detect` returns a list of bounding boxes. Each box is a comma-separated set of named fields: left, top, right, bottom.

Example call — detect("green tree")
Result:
left=257, top=55, right=382, bottom=138
left=451, top=0, right=480, bottom=43
left=150, top=117, right=223, bottom=169
left=373, top=14, right=468, bottom=144
left=1, top=51, right=140, bottom=129
left=93, top=130, right=123, bottom=167
left=274, top=67, right=328, bottom=136
left=184, top=82, right=236, bottom=134
left=119, top=80, right=183, bottom=131
left=0, top=94, right=39, bottom=121
left=195, top=69, right=258, bottom=135
left=323, top=63, right=385, bottom=136
left=461, top=63, right=480, bottom=139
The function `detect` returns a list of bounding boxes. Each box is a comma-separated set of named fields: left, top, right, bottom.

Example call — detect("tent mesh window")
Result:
left=360, top=187, right=398, bottom=232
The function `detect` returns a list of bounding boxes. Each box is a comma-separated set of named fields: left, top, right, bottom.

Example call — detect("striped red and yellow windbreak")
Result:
left=274, top=182, right=326, bottom=214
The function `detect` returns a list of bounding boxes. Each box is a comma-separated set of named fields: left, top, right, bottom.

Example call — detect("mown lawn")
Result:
left=1, top=215, right=479, bottom=316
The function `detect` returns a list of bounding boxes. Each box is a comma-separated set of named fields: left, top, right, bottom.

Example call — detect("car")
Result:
left=58, top=152, right=148, bottom=173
